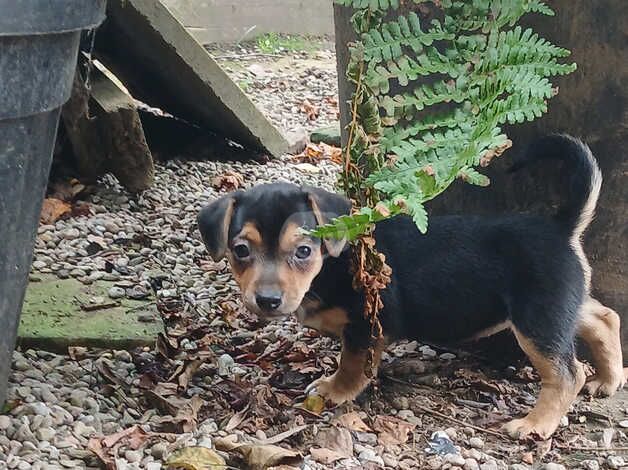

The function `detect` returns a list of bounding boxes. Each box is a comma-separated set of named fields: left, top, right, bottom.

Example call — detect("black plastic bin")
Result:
left=0, top=0, right=106, bottom=406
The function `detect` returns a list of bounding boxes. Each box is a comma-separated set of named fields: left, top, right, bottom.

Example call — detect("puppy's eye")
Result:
left=233, top=244, right=250, bottom=259
left=295, top=245, right=312, bottom=260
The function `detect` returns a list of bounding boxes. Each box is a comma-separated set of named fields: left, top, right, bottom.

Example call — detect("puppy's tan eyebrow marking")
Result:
left=279, top=222, right=309, bottom=252
left=236, top=222, right=263, bottom=246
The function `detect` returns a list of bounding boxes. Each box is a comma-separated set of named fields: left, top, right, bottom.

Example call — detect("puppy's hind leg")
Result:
left=503, top=327, right=586, bottom=440
left=578, top=297, right=628, bottom=397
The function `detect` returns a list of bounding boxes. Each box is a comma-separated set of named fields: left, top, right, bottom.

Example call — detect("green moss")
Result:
left=18, top=276, right=163, bottom=351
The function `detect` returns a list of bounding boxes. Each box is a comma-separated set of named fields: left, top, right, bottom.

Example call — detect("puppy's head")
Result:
left=198, top=183, right=351, bottom=317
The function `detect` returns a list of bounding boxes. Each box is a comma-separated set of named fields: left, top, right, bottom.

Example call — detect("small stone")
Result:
left=606, top=455, right=625, bottom=469
left=580, top=460, right=600, bottom=470
left=197, top=437, right=212, bottom=448
left=146, top=463, right=162, bottom=470
left=600, top=428, right=615, bottom=447
left=151, top=442, right=168, bottom=460
left=445, top=427, right=458, bottom=439
left=440, top=352, right=456, bottom=360
left=32, top=260, right=46, bottom=270
left=311, top=124, right=341, bottom=146
left=445, top=453, right=466, bottom=466
left=359, top=448, right=384, bottom=466
left=62, top=228, right=80, bottom=240
left=509, top=465, right=530, bottom=470
left=469, top=437, right=484, bottom=449
left=464, top=459, right=480, bottom=470
left=15, top=424, right=37, bottom=444
left=27, top=402, right=50, bottom=416
left=217, top=354, right=235, bottom=376
left=108, top=287, right=125, bottom=299
left=356, top=432, right=377, bottom=446
left=69, top=390, right=87, bottom=407
left=619, top=420, right=628, bottom=428
left=36, top=427, right=56, bottom=442
left=286, top=127, right=309, bottom=154
left=420, top=346, right=437, bottom=358
left=541, top=464, right=566, bottom=470
left=559, top=415, right=568, bottom=427
left=125, top=450, right=142, bottom=463
left=295, top=162, right=320, bottom=174
left=0, top=415, right=12, bottom=430
left=113, top=350, right=132, bottom=362
left=480, top=464, right=499, bottom=470
left=383, top=454, right=398, bottom=468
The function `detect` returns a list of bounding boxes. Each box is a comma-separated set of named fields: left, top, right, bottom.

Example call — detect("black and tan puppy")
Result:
left=198, top=135, right=626, bottom=439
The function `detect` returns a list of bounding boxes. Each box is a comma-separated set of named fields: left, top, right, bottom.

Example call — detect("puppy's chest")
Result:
left=296, top=295, right=349, bottom=337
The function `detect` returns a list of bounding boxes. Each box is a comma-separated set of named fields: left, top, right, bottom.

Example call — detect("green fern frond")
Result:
left=320, top=0, right=575, bottom=241
left=362, top=13, right=454, bottom=63
left=336, top=0, right=400, bottom=11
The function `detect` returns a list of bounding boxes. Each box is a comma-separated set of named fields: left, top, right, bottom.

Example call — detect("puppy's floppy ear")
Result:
left=305, top=187, right=352, bottom=257
left=198, top=192, right=239, bottom=260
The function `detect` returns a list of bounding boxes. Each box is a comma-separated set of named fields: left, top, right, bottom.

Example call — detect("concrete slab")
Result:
left=18, top=277, right=163, bottom=351
left=96, top=0, right=289, bottom=157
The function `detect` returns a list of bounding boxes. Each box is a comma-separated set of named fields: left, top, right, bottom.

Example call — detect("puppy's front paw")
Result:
left=502, top=416, right=557, bottom=440
left=305, top=374, right=362, bottom=405
left=583, top=368, right=628, bottom=398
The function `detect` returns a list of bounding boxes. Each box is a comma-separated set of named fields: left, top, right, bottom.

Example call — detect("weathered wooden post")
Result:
left=334, top=1, right=628, bottom=354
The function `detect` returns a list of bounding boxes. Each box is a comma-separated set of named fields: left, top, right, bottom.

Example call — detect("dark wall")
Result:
left=334, top=2, right=628, bottom=352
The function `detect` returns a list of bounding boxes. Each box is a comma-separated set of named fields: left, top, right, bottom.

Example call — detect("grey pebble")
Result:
left=108, top=286, right=126, bottom=299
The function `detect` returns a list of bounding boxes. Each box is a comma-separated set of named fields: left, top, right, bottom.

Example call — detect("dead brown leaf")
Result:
left=40, top=198, right=71, bottom=224
left=89, top=425, right=150, bottom=469
left=373, top=415, right=416, bottom=446
left=177, top=360, right=202, bottom=392
left=309, top=447, right=346, bottom=464
left=332, top=411, right=371, bottom=432
left=211, top=170, right=244, bottom=191
left=68, top=346, right=88, bottom=361
left=313, top=426, right=353, bottom=457
left=302, top=395, right=325, bottom=414
left=521, top=451, right=534, bottom=464
left=156, top=395, right=203, bottom=433
left=87, top=438, right=114, bottom=470
left=292, top=142, right=342, bottom=165
left=300, top=99, right=319, bottom=120
left=215, top=437, right=303, bottom=470
left=258, top=425, right=307, bottom=446
left=164, top=446, right=227, bottom=470
left=480, top=139, right=512, bottom=167
left=225, top=404, right=250, bottom=432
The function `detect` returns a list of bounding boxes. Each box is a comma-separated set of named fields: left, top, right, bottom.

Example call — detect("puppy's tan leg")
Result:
left=503, top=327, right=586, bottom=440
left=578, top=297, right=628, bottom=397
left=306, top=337, right=385, bottom=404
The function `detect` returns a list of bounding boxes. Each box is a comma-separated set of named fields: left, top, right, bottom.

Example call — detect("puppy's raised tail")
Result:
left=510, top=134, right=602, bottom=242
left=510, top=135, right=602, bottom=289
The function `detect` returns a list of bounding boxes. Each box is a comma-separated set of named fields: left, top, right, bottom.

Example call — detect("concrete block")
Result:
left=18, top=277, right=163, bottom=351
left=97, top=0, right=289, bottom=157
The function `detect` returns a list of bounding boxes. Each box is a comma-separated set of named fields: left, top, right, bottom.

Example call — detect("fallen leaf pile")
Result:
left=40, top=178, right=89, bottom=224
left=299, top=99, right=319, bottom=121
left=211, top=170, right=244, bottom=191
left=292, top=142, right=342, bottom=165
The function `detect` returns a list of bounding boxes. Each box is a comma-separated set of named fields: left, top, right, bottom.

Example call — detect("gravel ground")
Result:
left=208, top=41, right=340, bottom=135
left=2, top=43, right=627, bottom=470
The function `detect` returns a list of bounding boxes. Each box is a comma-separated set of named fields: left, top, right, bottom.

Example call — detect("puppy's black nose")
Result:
left=255, top=292, right=282, bottom=311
